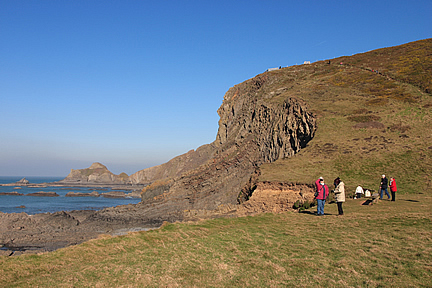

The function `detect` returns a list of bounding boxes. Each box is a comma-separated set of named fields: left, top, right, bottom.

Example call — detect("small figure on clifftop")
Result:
left=379, top=174, right=390, bottom=200
left=314, top=177, right=329, bottom=216
left=389, top=177, right=397, bottom=202
left=333, top=177, right=345, bottom=216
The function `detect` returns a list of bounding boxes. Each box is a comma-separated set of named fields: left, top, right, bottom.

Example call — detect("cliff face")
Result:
left=215, top=75, right=315, bottom=162
left=151, top=76, right=316, bottom=210
left=90, top=73, right=317, bottom=224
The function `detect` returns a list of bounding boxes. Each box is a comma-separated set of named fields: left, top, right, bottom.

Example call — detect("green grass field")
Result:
left=1, top=194, right=431, bottom=287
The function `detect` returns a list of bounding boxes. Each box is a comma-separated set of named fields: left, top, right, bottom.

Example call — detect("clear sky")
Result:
left=1, top=1, right=431, bottom=177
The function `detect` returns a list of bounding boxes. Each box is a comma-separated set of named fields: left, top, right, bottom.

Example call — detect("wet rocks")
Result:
left=102, top=191, right=126, bottom=198
left=0, top=191, right=24, bottom=196
left=65, top=191, right=100, bottom=197
left=25, top=191, right=59, bottom=197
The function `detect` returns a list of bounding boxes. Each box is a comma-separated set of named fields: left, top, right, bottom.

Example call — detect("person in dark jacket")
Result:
left=314, top=177, right=329, bottom=216
left=389, top=177, right=397, bottom=201
left=380, top=174, right=390, bottom=200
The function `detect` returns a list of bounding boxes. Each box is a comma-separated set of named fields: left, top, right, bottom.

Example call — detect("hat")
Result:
left=382, top=174, right=385, bottom=177
left=319, top=176, right=324, bottom=180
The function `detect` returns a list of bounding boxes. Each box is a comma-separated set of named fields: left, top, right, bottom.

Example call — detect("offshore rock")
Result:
left=0, top=178, right=30, bottom=187
left=25, top=191, right=59, bottom=197
left=57, top=162, right=130, bottom=185
left=65, top=191, right=100, bottom=197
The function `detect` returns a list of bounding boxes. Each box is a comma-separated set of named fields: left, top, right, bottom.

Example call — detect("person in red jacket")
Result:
left=389, top=177, right=397, bottom=202
left=314, top=177, right=329, bottom=216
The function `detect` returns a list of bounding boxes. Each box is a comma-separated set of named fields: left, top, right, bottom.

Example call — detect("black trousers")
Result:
left=391, top=191, right=396, bottom=201
left=337, top=202, right=344, bottom=215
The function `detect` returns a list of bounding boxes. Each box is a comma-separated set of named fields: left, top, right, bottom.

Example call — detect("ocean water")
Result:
left=0, top=176, right=141, bottom=215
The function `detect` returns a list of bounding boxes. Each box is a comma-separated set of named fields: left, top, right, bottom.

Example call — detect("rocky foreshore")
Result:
left=0, top=178, right=146, bottom=254
left=0, top=205, right=161, bottom=255
left=0, top=181, right=314, bottom=256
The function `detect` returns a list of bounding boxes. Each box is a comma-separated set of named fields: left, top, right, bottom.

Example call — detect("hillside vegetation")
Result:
left=259, top=38, right=432, bottom=194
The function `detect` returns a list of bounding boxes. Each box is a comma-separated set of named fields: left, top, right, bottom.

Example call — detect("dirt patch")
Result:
left=236, top=182, right=315, bottom=216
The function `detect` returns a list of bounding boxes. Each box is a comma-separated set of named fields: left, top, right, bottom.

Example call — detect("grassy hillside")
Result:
left=259, top=38, right=432, bottom=195
left=1, top=193, right=431, bottom=287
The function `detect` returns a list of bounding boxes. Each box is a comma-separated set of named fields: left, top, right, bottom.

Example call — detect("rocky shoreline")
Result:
left=0, top=178, right=148, bottom=255
left=0, top=181, right=314, bottom=256
left=0, top=209, right=158, bottom=256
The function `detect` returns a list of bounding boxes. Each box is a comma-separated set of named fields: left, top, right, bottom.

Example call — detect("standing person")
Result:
left=389, top=177, right=397, bottom=201
left=334, top=177, right=345, bottom=215
left=355, top=185, right=364, bottom=199
left=314, top=177, right=329, bottom=216
left=379, top=174, right=390, bottom=200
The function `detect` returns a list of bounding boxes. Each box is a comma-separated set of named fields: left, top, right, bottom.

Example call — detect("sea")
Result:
left=0, top=176, right=141, bottom=215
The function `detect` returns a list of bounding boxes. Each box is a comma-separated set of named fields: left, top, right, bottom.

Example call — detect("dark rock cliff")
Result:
left=91, top=73, right=317, bottom=224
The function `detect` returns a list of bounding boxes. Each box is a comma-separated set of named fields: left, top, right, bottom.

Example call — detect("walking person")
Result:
left=389, top=177, right=397, bottom=201
left=333, top=177, right=345, bottom=215
left=379, top=174, right=390, bottom=200
left=314, top=177, right=329, bottom=216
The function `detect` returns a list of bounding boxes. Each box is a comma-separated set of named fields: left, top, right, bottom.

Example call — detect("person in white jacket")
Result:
left=355, top=185, right=364, bottom=199
left=334, top=177, right=345, bottom=215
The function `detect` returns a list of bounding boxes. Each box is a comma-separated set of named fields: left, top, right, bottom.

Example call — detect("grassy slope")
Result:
left=0, top=194, right=431, bottom=287
left=259, top=38, right=432, bottom=194
left=1, top=39, right=431, bottom=287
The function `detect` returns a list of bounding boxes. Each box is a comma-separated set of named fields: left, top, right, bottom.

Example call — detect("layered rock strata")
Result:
left=93, top=74, right=317, bottom=224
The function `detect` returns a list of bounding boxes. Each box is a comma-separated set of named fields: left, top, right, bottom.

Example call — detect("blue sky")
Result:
left=1, top=1, right=431, bottom=176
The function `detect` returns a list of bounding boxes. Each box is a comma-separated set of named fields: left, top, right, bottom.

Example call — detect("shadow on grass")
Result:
left=401, top=199, right=420, bottom=203
left=299, top=210, right=334, bottom=216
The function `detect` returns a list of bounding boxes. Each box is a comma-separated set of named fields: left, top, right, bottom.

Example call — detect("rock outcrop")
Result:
left=25, top=191, right=59, bottom=197
left=93, top=73, right=317, bottom=224
left=57, top=162, right=130, bottom=184
left=65, top=191, right=100, bottom=197
left=0, top=178, right=30, bottom=187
